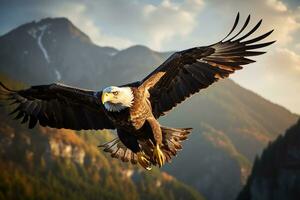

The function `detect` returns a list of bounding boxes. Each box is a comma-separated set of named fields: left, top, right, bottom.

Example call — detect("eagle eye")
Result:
left=112, top=91, right=119, bottom=95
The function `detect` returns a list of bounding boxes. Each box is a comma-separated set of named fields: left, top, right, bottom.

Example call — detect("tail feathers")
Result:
left=98, top=126, right=192, bottom=166
left=160, top=126, right=192, bottom=163
left=98, top=138, right=138, bottom=164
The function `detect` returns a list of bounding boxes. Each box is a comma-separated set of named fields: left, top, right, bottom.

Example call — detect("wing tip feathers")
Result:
left=221, top=13, right=273, bottom=44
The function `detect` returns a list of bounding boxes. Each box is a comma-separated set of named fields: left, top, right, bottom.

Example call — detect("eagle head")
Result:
left=101, top=86, right=134, bottom=112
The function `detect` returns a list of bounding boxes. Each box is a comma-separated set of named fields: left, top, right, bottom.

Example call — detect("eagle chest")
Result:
left=129, top=92, right=150, bottom=129
left=107, top=92, right=150, bottom=131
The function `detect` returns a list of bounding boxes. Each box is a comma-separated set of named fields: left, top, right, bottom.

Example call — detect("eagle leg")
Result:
left=137, top=151, right=152, bottom=170
left=145, top=118, right=166, bottom=167
left=153, top=144, right=165, bottom=167
left=117, top=128, right=152, bottom=170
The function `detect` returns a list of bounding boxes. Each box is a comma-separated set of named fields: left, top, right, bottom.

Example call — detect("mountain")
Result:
left=0, top=17, right=118, bottom=87
left=0, top=17, right=167, bottom=89
left=237, top=119, right=300, bottom=200
left=0, top=74, right=205, bottom=200
left=0, top=18, right=298, bottom=200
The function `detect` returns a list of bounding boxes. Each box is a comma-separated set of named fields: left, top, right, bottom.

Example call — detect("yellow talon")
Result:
left=153, top=144, right=165, bottom=167
left=137, top=152, right=152, bottom=170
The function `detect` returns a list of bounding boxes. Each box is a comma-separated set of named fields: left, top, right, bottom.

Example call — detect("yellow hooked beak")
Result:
left=101, top=92, right=113, bottom=104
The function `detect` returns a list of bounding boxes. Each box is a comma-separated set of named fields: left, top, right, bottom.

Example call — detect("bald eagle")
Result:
left=0, top=13, right=274, bottom=170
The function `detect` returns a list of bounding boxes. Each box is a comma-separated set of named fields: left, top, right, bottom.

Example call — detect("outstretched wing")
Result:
left=141, top=13, right=275, bottom=118
left=0, top=82, right=115, bottom=130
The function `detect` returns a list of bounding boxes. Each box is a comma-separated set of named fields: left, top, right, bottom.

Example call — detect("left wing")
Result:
left=0, top=82, right=115, bottom=130
left=140, top=13, right=275, bottom=118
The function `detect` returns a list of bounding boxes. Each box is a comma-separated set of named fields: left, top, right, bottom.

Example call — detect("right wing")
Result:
left=0, top=82, right=115, bottom=130
left=139, top=13, right=275, bottom=118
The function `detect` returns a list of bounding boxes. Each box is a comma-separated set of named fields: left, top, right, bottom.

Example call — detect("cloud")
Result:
left=232, top=47, right=300, bottom=114
left=36, top=0, right=204, bottom=50
left=296, top=43, right=300, bottom=50
left=138, top=0, right=204, bottom=49
left=266, top=0, right=287, bottom=12
left=266, top=48, right=300, bottom=75
left=263, top=48, right=300, bottom=113
left=46, top=2, right=133, bottom=49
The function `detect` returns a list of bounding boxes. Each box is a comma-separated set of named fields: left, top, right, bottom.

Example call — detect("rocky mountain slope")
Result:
left=0, top=17, right=298, bottom=200
left=0, top=17, right=118, bottom=87
left=237, top=119, right=300, bottom=200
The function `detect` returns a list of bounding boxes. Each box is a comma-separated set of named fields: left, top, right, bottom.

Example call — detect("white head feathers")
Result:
left=102, top=86, right=134, bottom=112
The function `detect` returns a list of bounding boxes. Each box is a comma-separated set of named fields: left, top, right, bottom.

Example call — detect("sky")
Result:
left=0, top=0, right=300, bottom=114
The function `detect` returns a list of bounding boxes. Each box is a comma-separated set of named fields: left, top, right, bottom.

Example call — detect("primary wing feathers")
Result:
left=0, top=82, right=114, bottom=130
left=142, top=13, right=275, bottom=118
